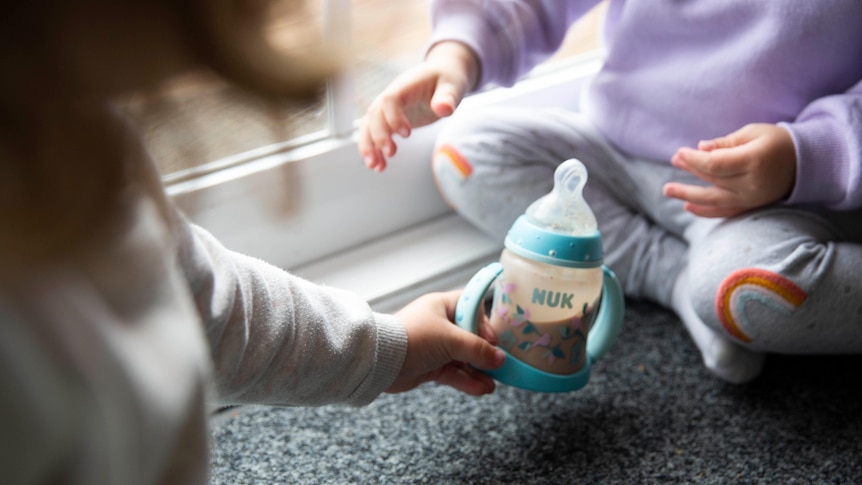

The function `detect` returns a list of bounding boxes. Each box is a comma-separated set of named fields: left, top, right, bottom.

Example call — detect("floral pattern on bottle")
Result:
left=490, top=281, right=600, bottom=374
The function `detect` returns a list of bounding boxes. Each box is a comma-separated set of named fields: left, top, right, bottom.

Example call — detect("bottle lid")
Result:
left=505, top=216, right=603, bottom=268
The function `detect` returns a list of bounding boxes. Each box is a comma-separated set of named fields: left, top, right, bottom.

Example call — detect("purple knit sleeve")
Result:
left=781, top=79, right=862, bottom=210
left=427, top=0, right=601, bottom=89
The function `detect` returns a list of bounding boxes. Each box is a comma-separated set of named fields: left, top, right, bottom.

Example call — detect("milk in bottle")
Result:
left=489, top=159, right=604, bottom=374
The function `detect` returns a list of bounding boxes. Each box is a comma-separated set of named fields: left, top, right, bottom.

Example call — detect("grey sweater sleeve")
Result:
left=175, top=214, right=407, bottom=407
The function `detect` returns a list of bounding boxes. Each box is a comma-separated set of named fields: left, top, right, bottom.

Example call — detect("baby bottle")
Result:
left=456, top=159, right=624, bottom=392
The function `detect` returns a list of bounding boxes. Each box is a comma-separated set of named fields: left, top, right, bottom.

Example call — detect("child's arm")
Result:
left=177, top=214, right=502, bottom=406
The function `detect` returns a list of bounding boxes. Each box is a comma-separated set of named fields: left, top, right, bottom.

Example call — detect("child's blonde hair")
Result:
left=0, top=0, right=336, bottom=279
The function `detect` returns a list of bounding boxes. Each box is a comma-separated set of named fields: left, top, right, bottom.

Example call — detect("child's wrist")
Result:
left=426, top=40, right=480, bottom=90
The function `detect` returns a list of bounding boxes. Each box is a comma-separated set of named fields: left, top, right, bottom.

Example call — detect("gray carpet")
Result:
left=209, top=299, right=862, bottom=484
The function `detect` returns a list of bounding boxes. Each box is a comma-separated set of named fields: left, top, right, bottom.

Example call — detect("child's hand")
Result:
left=663, top=123, right=797, bottom=218
left=388, top=290, right=504, bottom=396
left=358, top=41, right=479, bottom=172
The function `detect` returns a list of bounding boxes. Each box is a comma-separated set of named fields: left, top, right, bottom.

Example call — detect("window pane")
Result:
left=352, top=0, right=430, bottom=116
left=121, top=0, right=604, bottom=177
left=121, top=74, right=326, bottom=176
left=119, top=1, right=329, bottom=176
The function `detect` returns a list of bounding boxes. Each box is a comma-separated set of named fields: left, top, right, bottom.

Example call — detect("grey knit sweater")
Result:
left=0, top=171, right=407, bottom=484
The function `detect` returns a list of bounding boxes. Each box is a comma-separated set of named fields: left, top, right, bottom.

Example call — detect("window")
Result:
left=123, top=1, right=607, bottom=311
left=122, top=0, right=434, bottom=179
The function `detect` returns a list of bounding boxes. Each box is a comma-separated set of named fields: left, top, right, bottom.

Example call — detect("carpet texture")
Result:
left=209, top=299, right=862, bottom=484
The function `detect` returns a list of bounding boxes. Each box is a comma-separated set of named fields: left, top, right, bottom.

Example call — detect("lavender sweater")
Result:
left=430, top=0, right=862, bottom=209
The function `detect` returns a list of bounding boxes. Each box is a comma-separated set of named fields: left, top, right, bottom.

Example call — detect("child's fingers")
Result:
left=364, top=109, right=397, bottom=159
left=358, top=120, right=387, bottom=171
left=433, top=363, right=496, bottom=395
left=435, top=290, right=502, bottom=366
left=698, top=124, right=760, bottom=151
left=447, top=328, right=506, bottom=371
left=430, top=87, right=457, bottom=117
left=673, top=147, right=745, bottom=180
left=663, top=183, right=746, bottom=218
left=663, top=181, right=727, bottom=207
left=437, top=289, right=464, bottom=321
left=381, top=96, right=412, bottom=139
left=477, top=314, right=497, bottom=346
left=697, top=137, right=731, bottom=151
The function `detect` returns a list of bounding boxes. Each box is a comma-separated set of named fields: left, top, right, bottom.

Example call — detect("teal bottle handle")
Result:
left=588, top=266, right=624, bottom=361
left=455, top=262, right=624, bottom=392
left=454, top=262, right=504, bottom=335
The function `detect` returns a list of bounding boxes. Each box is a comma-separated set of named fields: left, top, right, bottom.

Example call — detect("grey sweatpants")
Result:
left=433, top=106, right=862, bottom=354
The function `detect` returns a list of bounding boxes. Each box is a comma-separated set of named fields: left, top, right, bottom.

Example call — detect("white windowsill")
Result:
left=292, top=212, right=501, bottom=313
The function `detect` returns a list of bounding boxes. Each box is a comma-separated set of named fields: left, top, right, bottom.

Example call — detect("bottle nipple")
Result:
left=525, top=159, right=597, bottom=235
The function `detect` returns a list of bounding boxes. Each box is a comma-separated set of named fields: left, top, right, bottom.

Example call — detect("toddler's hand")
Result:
left=358, top=41, right=478, bottom=172
left=663, top=123, right=797, bottom=218
left=388, top=290, right=504, bottom=396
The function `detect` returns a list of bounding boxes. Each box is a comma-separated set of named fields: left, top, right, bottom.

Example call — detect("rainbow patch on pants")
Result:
left=715, top=268, right=807, bottom=343
left=435, top=144, right=473, bottom=179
